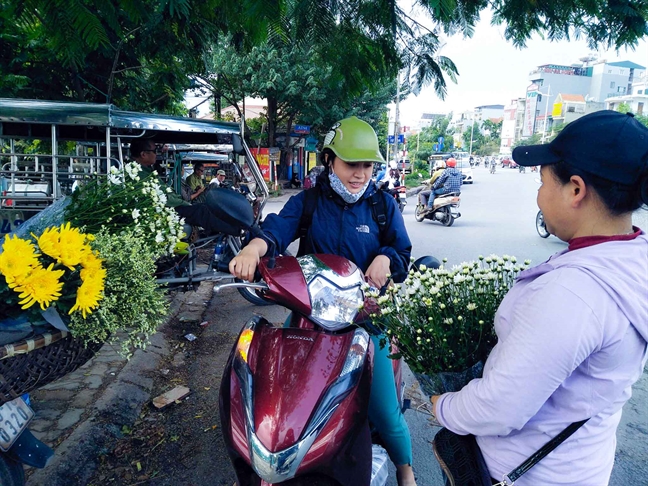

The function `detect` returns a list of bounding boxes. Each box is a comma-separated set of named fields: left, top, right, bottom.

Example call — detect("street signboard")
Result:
left=293, top=124, right=311, bottom=134
left=388, top=135, right=395, bottom=144
left=438, top=136, right=444, bottom=144
left=433, top=143, right=439, bottom=152
left=398, top=134, right=404, bottom=143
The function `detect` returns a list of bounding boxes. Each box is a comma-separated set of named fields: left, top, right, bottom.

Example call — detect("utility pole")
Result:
left=392, top=72, right=401, bottom=167
left=469, top=114, right=475, bottom=155
left=541, top=85, right=552, bottom=144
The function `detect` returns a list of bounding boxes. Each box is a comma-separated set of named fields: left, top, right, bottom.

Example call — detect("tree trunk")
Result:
left=267, top=97, right=277, bottom=148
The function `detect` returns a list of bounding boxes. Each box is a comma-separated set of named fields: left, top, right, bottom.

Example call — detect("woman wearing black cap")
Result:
left=430, top=111, right=648, bottom=485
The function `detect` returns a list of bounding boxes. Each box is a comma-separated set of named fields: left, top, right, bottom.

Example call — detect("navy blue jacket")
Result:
left=261, top=177, right=412, bottom=277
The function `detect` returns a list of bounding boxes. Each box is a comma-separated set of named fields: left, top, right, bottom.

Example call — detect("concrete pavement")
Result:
left=26, top=284, right=213, bottom=485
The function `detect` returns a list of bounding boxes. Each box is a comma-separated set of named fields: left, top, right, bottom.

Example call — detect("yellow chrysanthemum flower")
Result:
left=35, top=226, right=62, bottom=261
left=57, top=222, right=88, bottom=270
left=69, top=275, right=104, bottom=318
left=15, top=263, right=65, bottom=310
left=79, top=251, right=106, bottom=282
left=0, top=234, right=41, bottom=285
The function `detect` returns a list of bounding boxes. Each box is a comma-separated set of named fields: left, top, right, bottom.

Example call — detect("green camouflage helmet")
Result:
left=322, top=116, right=385, bottom=163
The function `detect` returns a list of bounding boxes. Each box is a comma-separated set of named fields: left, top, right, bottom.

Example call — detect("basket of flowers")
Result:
left=0, top=163, right=184, bottom=404
left=365, top=255, right=530, bottom=396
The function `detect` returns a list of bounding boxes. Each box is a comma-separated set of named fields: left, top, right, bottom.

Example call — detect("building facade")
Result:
left=528, top=64, right=593, bottom=110
left=606, top=71, right=648, bottom=115
left=589, top=61, right=646, bottom=102
left=500, top=98, right=525, bottom=153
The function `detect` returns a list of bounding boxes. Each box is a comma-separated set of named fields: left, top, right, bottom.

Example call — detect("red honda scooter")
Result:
left=217, top=253, right=404, bottom=486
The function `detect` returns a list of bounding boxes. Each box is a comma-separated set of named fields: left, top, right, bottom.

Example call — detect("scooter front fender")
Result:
left=4, top=429, right=53, bottom=469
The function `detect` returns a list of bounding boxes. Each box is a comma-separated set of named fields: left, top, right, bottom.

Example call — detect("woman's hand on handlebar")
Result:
left=229, top=238, right=268, bottom=281
left=365, top=254, right=391, bottom=289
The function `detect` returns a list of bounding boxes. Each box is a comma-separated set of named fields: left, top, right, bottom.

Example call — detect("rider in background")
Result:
left=426, top=157, right=462, bottom=210
left=230, top=116, right=417, bottom=486
left=418, top=161, right=446, bottom=208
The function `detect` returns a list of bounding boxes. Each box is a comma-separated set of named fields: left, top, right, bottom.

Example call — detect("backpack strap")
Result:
left=297, top=186, right=320, bottom=257
left=370, top=189, right=388, bottom=245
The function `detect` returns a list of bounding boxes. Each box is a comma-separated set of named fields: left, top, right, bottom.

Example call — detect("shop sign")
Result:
left=253, top=148, right=271, bottom=181
left=294, top=124, right=311, bottom=134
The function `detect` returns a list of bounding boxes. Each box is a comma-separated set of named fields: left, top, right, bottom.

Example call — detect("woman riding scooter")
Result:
left=230, top=116, right=417, bottom=485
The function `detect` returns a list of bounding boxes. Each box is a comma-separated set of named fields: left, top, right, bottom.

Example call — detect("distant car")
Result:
left=501, top=157, right=512, bottom=168
left=456, top=159, right=474, bottom=184
left=398, top=159, right=411, bottom=174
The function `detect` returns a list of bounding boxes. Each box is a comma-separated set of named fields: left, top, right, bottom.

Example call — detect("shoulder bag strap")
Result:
left=496, top=419, right=589, bottom=485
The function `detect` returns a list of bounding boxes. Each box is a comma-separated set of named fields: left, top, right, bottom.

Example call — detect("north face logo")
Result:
left=356, top=225, right=370, bottom=234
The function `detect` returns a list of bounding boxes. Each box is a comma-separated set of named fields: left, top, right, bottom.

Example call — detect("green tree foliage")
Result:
left=409, top=115, right=455, bottom=163
left=1, top=0, right=646, bottom=114
left=204, top=37, right=396, bottom=151
left=616, top=102, right=632, bottom=114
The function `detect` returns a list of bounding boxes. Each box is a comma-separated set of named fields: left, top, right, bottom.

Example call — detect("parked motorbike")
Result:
left=536, top=210, right=550, bottom=238
left=0, top=395, right=54, bottom=485
left=414, top=192, right=461, bottom=227
left=155, top=187, right=273, bottom=306
left=218, top=252, right=409, bottom=485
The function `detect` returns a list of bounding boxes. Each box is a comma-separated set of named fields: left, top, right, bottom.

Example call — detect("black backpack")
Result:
left=296, top=185, right=389, bottom=257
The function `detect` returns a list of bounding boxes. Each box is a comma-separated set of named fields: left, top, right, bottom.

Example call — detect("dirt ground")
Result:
left=87, top=285, right=289, bottom=486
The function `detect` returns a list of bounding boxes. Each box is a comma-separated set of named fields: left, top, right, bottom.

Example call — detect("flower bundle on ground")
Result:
left=0, top=223, right=105, bottom=320
left=64, top=162, right=184, bottom=258
left=366, top=255, right=530, bottom=374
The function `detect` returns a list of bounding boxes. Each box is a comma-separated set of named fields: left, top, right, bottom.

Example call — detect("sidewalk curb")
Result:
left=27, top=284, right=213, bottom=486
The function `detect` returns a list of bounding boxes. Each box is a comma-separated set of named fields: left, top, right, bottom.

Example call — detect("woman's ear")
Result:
left=569, top=175, right=588, bottom=207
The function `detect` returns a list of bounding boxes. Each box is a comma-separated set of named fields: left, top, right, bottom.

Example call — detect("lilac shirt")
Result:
left=435, top=234, right=648, bottom=485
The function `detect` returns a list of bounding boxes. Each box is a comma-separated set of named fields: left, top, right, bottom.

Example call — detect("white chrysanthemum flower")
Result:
left=155, top=232, right=164, bottom=243
left=444, top=318, right=453, bottom=325
left=467, top=303, right=477, bottom=311
left=381, top=308, right=392, bottom=315
left=132, top=209, right=140, bottom=220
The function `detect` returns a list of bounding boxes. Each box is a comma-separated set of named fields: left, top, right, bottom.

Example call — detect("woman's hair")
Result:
left=549, top=160, right=648, bottom=215
left=192, top=161, right=204, bottom=171
left=319, top=148, right=335, bottom=168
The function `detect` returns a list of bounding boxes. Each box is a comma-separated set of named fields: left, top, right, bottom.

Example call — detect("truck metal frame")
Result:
left=0, top=98, right=268, bottom=234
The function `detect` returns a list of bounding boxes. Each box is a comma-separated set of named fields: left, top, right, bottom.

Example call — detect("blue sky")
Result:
left=395, top=9, right=648, bottom=126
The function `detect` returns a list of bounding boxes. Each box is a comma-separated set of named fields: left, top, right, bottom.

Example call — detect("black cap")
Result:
left=512, top=110, right=648, bottom=185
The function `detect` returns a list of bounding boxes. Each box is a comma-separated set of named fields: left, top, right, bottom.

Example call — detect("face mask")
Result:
left=328, top=171, right=370, bottom=204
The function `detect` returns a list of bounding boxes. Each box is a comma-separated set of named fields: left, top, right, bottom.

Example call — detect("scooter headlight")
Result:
left=308, top=276, right=364, bottom=331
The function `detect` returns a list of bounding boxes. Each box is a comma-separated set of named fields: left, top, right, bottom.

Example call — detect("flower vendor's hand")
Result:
left=365, top=255, right=391, bottom=289
left=430, top=394, right=440, bottom=415
left=229, top=238, right=268, bottom=282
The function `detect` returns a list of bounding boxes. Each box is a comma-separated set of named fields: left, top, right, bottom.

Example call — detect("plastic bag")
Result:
left=370, top=444, right=389, bottom=486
